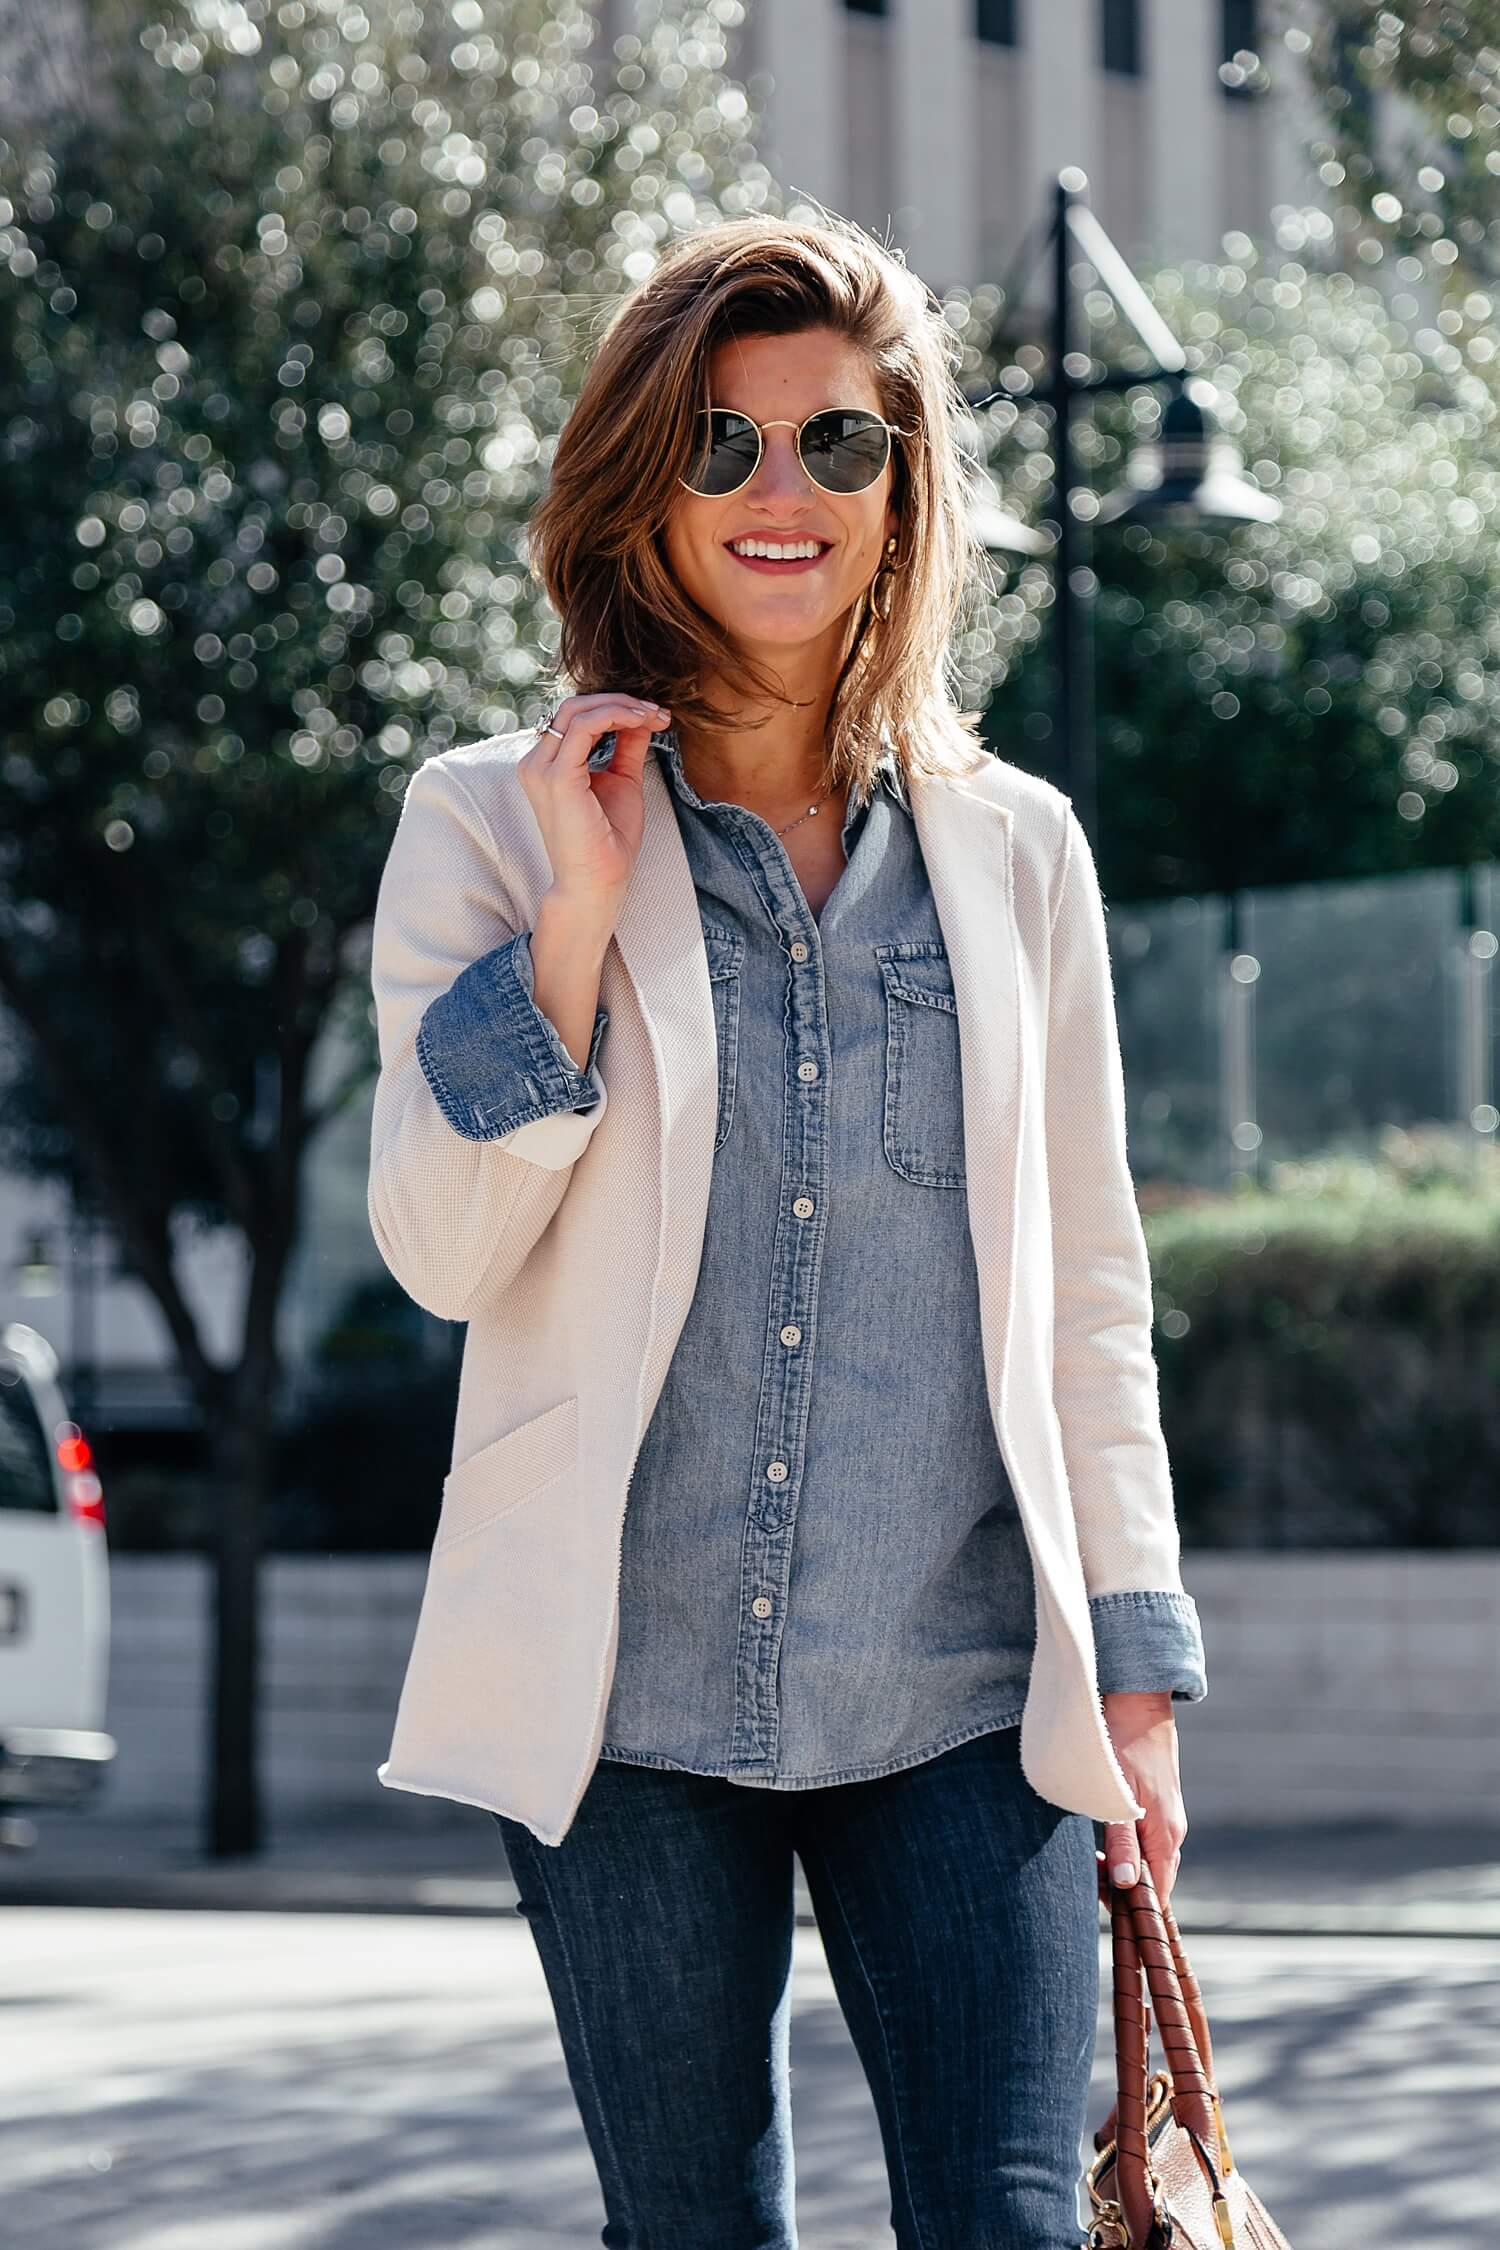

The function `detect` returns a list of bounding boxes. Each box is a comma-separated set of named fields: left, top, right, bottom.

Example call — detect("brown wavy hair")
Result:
left=524, top=210, right=994, bottom=803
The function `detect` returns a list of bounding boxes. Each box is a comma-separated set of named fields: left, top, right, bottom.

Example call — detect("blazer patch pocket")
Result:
left=432, top=1394, right=578, bottom=1556
left=702, top=922, right=744, bottom=1152
left=875, top=941, right=967, bottom=1188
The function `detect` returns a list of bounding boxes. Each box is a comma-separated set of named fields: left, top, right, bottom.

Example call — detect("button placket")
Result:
left=729, top=837, right=833, bottom=1771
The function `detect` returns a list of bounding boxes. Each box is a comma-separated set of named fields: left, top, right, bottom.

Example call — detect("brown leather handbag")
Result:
left=1081, top=1855, right=1296, bottom=2249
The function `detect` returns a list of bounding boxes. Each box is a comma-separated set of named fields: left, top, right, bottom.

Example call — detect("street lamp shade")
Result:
left=1094, top=386, right=1281, bottom=527
left=12, top=1231, right=59, bottom=1296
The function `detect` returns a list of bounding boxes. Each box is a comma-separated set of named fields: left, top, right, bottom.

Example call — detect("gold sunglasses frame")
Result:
left=676, top=407, right=899, bottom=499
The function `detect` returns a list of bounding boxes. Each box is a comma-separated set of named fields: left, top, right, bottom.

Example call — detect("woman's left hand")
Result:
left=1099, top=1690, right=1188, bottom=1906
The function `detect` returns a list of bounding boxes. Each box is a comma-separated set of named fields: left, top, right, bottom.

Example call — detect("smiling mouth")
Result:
left=725, top=542, right=834, bottom=573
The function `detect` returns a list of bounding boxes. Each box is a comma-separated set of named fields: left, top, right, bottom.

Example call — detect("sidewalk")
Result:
left=3, top=1803, right=1497, bottom=1934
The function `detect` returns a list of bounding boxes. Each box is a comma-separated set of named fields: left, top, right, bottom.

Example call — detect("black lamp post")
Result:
left=971, top=169, right=1280, bottom=849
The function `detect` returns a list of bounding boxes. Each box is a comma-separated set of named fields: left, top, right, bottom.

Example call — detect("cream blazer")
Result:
left=368, top=720, right=1190, bottom=1845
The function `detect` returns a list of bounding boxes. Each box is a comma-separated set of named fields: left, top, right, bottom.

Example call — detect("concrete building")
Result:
left=596, top=0, right=1326, bottom=291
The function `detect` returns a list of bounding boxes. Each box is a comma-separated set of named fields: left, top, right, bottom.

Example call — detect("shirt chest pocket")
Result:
left=702, top=922, right=744, bottom=1152
left=874, top=941, right=967, bottom=1188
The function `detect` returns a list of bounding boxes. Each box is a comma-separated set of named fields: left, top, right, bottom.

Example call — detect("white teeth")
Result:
left=729, top=539, right=826, bottom=560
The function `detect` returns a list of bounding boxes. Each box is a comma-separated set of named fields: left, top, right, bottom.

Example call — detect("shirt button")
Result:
left=766, top=1460, right=789, bottom=1483
left=789, top=941, right=809, bottom=962
left=779, top=1323, right=802, bottom=1347
left=792, top=1195, right=815, bottom=1219
left=797, top=1060, right=819, bottom=1083
left=751, top=1595, right=773, bottom=1619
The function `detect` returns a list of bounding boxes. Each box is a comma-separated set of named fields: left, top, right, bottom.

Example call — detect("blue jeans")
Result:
left=493, top=1724, right=1100, bottom=2248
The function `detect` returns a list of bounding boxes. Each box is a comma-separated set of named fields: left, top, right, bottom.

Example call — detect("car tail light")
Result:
left=55, top=1423, right=105, bottom=1527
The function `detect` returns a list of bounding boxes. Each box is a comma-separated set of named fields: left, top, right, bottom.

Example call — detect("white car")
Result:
left=0, top=1321, right=116, bottom=1816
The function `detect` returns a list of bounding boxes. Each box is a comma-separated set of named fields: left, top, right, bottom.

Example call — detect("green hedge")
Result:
left=1143, top=1142, right=1500, bottom=1548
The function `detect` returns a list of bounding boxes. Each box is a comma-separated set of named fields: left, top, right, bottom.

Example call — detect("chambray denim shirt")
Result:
left=416, top=731, right=1208, bottom=1790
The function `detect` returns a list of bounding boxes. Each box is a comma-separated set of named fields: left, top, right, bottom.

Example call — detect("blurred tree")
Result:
left=0, top=0, right=769, bottom=1855
left=958, top=247, right=1500, bottom=897
left=1293, top=1, right=1500, bottom=293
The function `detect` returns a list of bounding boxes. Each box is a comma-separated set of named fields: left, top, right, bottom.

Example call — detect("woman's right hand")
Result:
left=517, top=690, right=670, bottom=911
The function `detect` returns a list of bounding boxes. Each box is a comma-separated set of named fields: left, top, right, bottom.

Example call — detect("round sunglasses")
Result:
left=678, top=406, right=898, bottom=499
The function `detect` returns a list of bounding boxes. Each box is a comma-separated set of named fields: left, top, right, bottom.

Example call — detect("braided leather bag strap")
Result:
left=1158, top=1879, right=1225, bottom=2140
left=1089, top=1857, right=1238, bottom=2249
left=1102, top=1868, right=1161, bottom=2250
left=1119, top=1860, right=1219, bottom=2139
left=1094, top=1859, right=1225, bottom=2153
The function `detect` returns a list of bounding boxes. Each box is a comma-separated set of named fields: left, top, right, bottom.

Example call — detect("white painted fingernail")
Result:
left=1111, top=1861, right=1136, bottom=1884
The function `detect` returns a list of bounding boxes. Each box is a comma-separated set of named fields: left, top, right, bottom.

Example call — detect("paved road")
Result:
left=3, top=1906, right=1491, bottom=2247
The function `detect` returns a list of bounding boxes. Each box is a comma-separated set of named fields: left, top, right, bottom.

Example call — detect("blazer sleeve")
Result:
left=1044, top=802, right=1199, bottom=1617
left=366, top=755, right=609, bottom=1322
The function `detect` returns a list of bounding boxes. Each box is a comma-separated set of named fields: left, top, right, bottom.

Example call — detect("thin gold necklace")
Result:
left=775, top=789, right=834, bottom=838
left=671, top=725, right=834, bottom=837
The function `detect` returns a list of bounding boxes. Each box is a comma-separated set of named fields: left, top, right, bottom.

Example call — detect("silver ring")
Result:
left=540, top=724, right=564, bottom=740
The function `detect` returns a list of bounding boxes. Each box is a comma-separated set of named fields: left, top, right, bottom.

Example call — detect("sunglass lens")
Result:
left=684, top=408, right=760, bottom=495
left=801, top=410, right=890, bottom=493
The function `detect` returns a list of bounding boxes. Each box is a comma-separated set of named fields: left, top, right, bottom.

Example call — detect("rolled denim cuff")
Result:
left=1088, top=1590, right=1208, bottom=1703
left=416, top=928, right=609, bottom=1145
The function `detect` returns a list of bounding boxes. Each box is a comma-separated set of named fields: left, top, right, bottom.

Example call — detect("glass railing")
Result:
left=1108, top=862, right=1498, bottom=1189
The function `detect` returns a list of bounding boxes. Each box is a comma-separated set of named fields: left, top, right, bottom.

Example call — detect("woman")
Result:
left=368, top=211, right=1207, bottom=2249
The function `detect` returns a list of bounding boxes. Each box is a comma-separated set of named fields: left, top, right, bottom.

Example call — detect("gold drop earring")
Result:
left=870, top=533, right=901, bottom=622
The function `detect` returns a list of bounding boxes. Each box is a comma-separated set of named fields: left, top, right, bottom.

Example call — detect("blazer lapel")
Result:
left=910, top=770, right=1024, bottom=1419
left=608, top=745, right=720, bottom=1256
